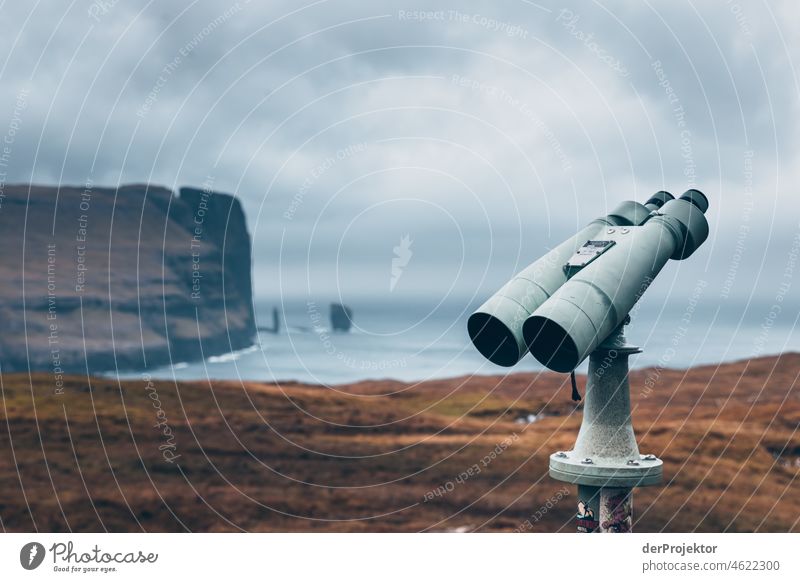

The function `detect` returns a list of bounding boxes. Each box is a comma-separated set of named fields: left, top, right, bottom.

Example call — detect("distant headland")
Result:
left=0, top=183, right=256, bottom=375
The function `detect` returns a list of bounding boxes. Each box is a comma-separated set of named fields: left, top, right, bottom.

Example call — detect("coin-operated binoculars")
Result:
left=468, top=190, right=709, bottom=532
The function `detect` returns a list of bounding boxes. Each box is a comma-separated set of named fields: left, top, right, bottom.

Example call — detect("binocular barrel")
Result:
left=523, top=190, right=709, bottom=372
left=467, top=193, right=675, bottom=367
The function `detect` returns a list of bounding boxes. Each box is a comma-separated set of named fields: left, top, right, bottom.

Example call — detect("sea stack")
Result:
left=258, top=307, right=281, bottom=333
left=330, top=303, right=353, bottom=332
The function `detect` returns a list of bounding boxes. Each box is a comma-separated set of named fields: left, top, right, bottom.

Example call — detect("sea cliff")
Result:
left=0, top=183, right=255, bottom=374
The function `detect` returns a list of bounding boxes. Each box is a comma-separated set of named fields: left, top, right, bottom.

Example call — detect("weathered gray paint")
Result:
left=468, top=196, right=660, bottom=367
left=548, top=327, right=662, bottom=488
left=468, top=190, right=709, bottom=534
left=524, top=191, right=710, bottom=372
left=554, top=327, right=659, bottom=533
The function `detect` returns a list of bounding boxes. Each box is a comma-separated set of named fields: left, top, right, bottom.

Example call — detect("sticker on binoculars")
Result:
left=565, top=239, right=615, bottom=271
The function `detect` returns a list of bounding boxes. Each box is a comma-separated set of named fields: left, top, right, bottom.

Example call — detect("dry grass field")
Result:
left=1, top=353, right=799, bottom=532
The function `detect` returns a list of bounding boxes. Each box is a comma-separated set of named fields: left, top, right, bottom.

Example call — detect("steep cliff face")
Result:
left=0, top=183, right=255, bottom=374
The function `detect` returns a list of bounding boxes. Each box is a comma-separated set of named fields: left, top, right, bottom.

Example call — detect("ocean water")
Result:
left=132, top=297, right=800, bottom=385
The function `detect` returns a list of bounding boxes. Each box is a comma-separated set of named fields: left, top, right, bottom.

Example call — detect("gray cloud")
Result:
left=1, top=0, right=798, bottom=318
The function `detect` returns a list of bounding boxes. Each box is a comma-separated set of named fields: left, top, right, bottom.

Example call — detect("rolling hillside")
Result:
left=1, top=354, right=799, bottom=532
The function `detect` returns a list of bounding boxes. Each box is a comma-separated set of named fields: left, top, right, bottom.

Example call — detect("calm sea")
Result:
left=126, top=296, right=800, bottom=385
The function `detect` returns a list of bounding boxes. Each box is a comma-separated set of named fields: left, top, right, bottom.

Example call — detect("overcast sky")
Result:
left=2, top=0, right=799, bottom=319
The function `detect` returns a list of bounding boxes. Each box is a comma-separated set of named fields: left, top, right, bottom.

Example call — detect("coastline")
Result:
left=115, top=340, right=800, bottom=385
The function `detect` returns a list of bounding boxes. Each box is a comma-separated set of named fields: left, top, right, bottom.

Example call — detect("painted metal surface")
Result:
left=468, top=196, right=661, bottom=367
left=467, top=189, right=709, bottom=534
left=524, top=191, right=710, bottom=372
left=549, top=326, right=662, bottom=489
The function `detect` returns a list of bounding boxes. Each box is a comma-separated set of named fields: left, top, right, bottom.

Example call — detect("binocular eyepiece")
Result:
left=468, top=190, right=709, bottom=372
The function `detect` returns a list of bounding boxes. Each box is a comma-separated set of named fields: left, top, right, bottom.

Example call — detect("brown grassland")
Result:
left=1, top=353, right=799, bottom=532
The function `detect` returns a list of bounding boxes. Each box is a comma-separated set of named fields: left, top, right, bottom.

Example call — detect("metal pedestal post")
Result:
left=576, top=485, right=633, bottom=533
left=549, top=325, right=662, bottom=533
